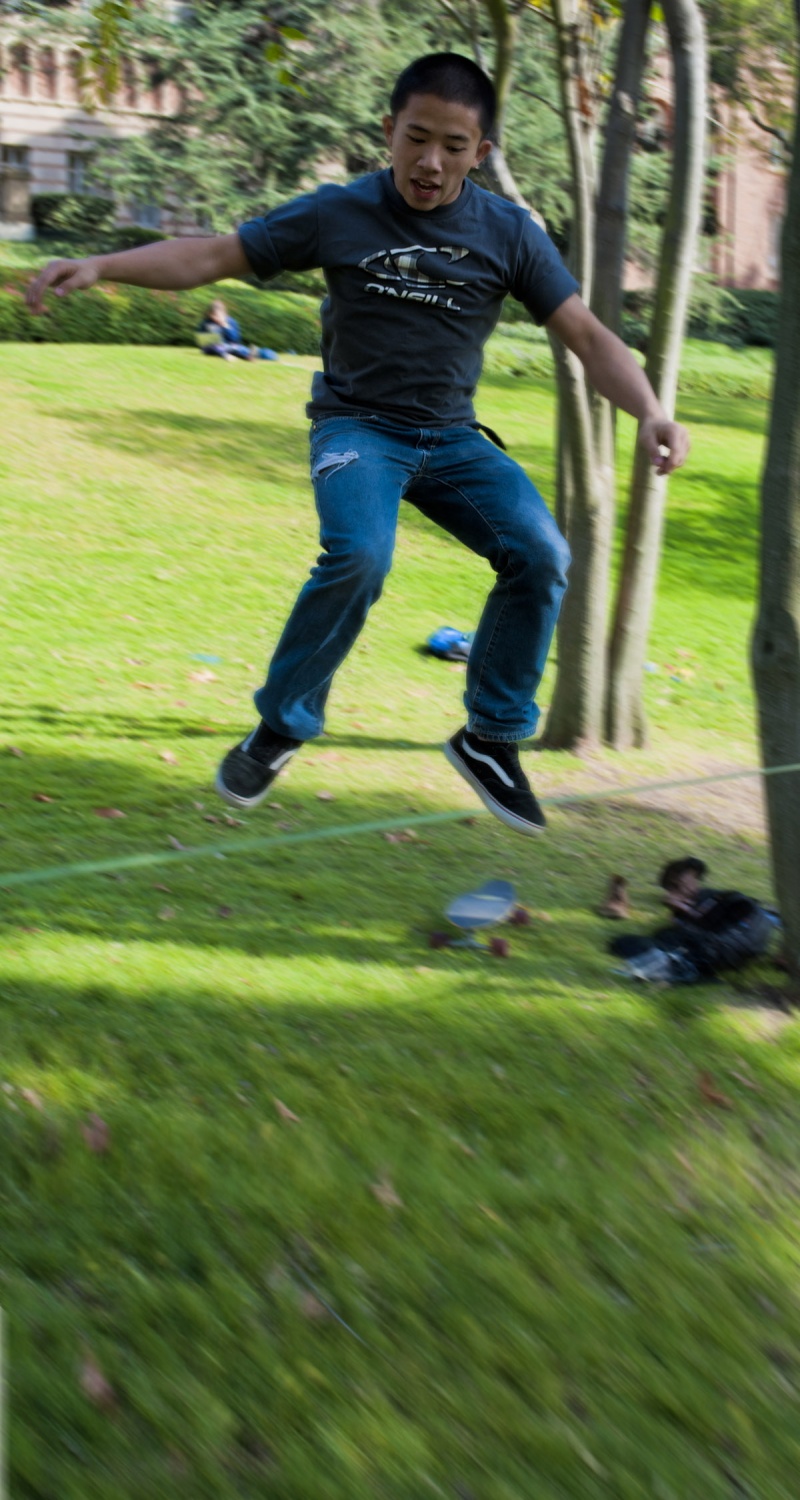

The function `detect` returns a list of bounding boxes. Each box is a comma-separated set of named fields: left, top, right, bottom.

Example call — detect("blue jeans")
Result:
left=255, top=416, right=570, bottom=743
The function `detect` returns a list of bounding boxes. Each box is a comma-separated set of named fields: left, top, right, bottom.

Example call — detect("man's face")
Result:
left=382, top=93, right=492, bottom=211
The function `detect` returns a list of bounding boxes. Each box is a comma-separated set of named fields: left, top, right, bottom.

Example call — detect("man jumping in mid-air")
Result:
left=27, top=52, right=689, bottom=835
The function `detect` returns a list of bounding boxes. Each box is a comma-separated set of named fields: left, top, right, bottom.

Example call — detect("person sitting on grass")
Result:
left=196, top=297, right=278, bottom=362
left=26, top=51, right=689, bottom=835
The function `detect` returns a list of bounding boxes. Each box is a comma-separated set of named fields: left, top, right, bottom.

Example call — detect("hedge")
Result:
left=31, top=193, right=117, bottom=239
left=0, top=274, right=321, bottom=354
left=622, top=285, right=780, bottom=349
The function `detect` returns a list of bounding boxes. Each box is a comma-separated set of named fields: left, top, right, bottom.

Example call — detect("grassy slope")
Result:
left=1, top=344, right=798, bottom=1500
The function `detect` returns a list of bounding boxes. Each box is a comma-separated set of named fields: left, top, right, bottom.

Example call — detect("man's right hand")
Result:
left=26, top=257, right=101, bottom=314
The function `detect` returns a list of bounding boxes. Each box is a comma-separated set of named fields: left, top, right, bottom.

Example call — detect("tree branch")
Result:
left=438, top=0, right=475, bottom=44
left=747, top=106, right=791, bottom=155
left=512, top=83, right=563, bottom=117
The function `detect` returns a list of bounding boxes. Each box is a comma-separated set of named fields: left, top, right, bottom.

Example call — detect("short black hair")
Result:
left=390, top=52, right=496, bottom=139
left=659, top=856, right=707, bottom=891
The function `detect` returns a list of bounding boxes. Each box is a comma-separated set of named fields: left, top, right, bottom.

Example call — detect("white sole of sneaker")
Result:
left=213, top=767, right=274, bottom=811
left=443, top=741, right=545, bottom=836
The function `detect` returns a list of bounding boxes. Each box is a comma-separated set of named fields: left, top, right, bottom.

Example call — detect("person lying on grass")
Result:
left=26, top=51, right=689, bottom=836
left=610, top=856, right=778, bottom=984
left=196, top=296, right=278, bottom=362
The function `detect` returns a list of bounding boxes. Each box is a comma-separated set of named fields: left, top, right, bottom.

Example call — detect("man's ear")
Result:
left=475, top=138, right=493, bottom=167
left=382, top=114, right=394, bottom=150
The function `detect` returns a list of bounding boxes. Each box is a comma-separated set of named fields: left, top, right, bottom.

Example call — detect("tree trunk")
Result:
left=542, top=0, right=648, bottom=750
left=751, top=60, right=800, bottom=985
left=589, top=0, right=651, bottom=519
left=605, top=0, right=707, bottom=748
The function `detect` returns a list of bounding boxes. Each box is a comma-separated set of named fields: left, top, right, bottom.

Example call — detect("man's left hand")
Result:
left=639, top=416, right=690, bottom=476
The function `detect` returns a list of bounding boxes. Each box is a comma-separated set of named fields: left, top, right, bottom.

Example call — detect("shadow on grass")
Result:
left=0, top=705, right=446, bottom=751
left=0, top=960, right=798, bottom=1500
left=49, top=408, right=309, bottom=485
left=659, top=474, right=758, bottom=586
left=0, top=746, right=776, bottom=971
left=677, top=391, right=769, bottom=435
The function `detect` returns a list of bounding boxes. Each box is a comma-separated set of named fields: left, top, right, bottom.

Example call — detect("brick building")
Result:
left=640, top=50, right=788, bottom=293
left=0, top=3, right=192, bottom=238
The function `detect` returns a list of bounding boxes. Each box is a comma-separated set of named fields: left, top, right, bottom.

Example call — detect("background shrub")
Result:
left=0, top=273, right=321, bottom=353
left=30, top=193, right=117, bottom=240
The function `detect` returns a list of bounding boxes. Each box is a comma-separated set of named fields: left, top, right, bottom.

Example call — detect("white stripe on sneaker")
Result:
left=241, top=729, right=258, bottom=752
left=268, top=749, right=296, bottom=772
left=462, top=739, right=515, bottom=788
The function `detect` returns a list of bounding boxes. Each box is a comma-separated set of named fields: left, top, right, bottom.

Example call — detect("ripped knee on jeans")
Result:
left=311, top=449, right=359, bottom=482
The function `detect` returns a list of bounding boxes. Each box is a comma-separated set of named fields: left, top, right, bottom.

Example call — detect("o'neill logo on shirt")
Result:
left=358, top=245, right=469, bottom=310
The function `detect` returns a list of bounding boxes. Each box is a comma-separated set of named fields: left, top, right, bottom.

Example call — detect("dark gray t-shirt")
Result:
left=238, top=169, right=578, bottom=427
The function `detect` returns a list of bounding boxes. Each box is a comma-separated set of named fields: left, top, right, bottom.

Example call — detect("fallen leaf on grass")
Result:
left=299, top=1291, right=329, bottom=1321
left=133, top=681, right=158, bottom=691
left=383, top=829, right=418, bottom=844
left=189, top=669, right=217, bottom=683
left=167, top=835, right=186, bottom=850
left=223, top=814, right=243, bottom=827
left=80, top=1351, right=116, bottom=1411
left=9, top=747, right=23, bottom=758
left=369, top=1175, right=403, bottom=1209
left=153, top=883, right=171, bottom=893
left=95, top=807, right=125, bottom=819
left=274, top=1098, right=301, bottom=1124
left=203, top=813, right=220, bottom=824
left=158, top=906, right=175, bottom=921
left=697, top=1071, right=733, bottom=1109
left=33, top=793, right=54, bottom=803
left=316, top=791, right=335, bottom=802
left=477, top=1203, right=503, bottom=1224
left=217, top=905, right=233, bottom=919
left=20, top=1087, right=43, bottom=1110
left=159, top=750, right=178, bottom=765
left=81, top=1114, right=110, bottom=1153
left=731, top=1070, right=760, bottom=1092
left=673, top=1150, right=695, bottom=1175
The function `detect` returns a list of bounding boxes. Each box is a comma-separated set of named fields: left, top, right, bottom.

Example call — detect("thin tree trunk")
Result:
left=592, top=0, right=651, bottom=335
left=751, top=59, right=800, bottom=986
left=477, top=143, right=532, bottom=209
left=605, top=0, right=707, bottom=748
left=589, top=0, right=651, bottom=517
left=542, top=0, right=645, bottom=749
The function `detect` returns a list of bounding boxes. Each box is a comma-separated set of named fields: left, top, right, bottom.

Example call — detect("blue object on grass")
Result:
left=191, top=653, right=222, bottom=664
left=426, top=627, right=475, bottom=661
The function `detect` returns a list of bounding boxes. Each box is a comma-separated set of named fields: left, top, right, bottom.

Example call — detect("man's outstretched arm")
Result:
left=26, top=233, right=251, bottom=314
left=546, top=293, right=690, bottom=476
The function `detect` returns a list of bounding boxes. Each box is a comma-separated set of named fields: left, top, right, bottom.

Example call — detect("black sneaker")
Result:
left=215, top=722, right=302, bottom=810
left=444, top=726, right=546, bottom=835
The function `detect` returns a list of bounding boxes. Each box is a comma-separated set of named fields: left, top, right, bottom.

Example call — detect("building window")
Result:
left=131, top=201, right=162, bottom=228
left=1, top=145, right=30, bottom=168
left=68, top=152, right=93, bottom=193
left=767, top=213, right=783, bottom=275
left=8, top=45, right=32, bottom=98
left=122, top=60, right=138, bottom=109
left=62, top=51, right=83, bottom=106
left=146, top=67, right=165, bottom=112
left=37, top=47, right=58, bottom=101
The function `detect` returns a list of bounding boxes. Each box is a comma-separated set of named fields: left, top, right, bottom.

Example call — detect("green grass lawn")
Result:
left=2, top=342, right=798, bottom=1500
